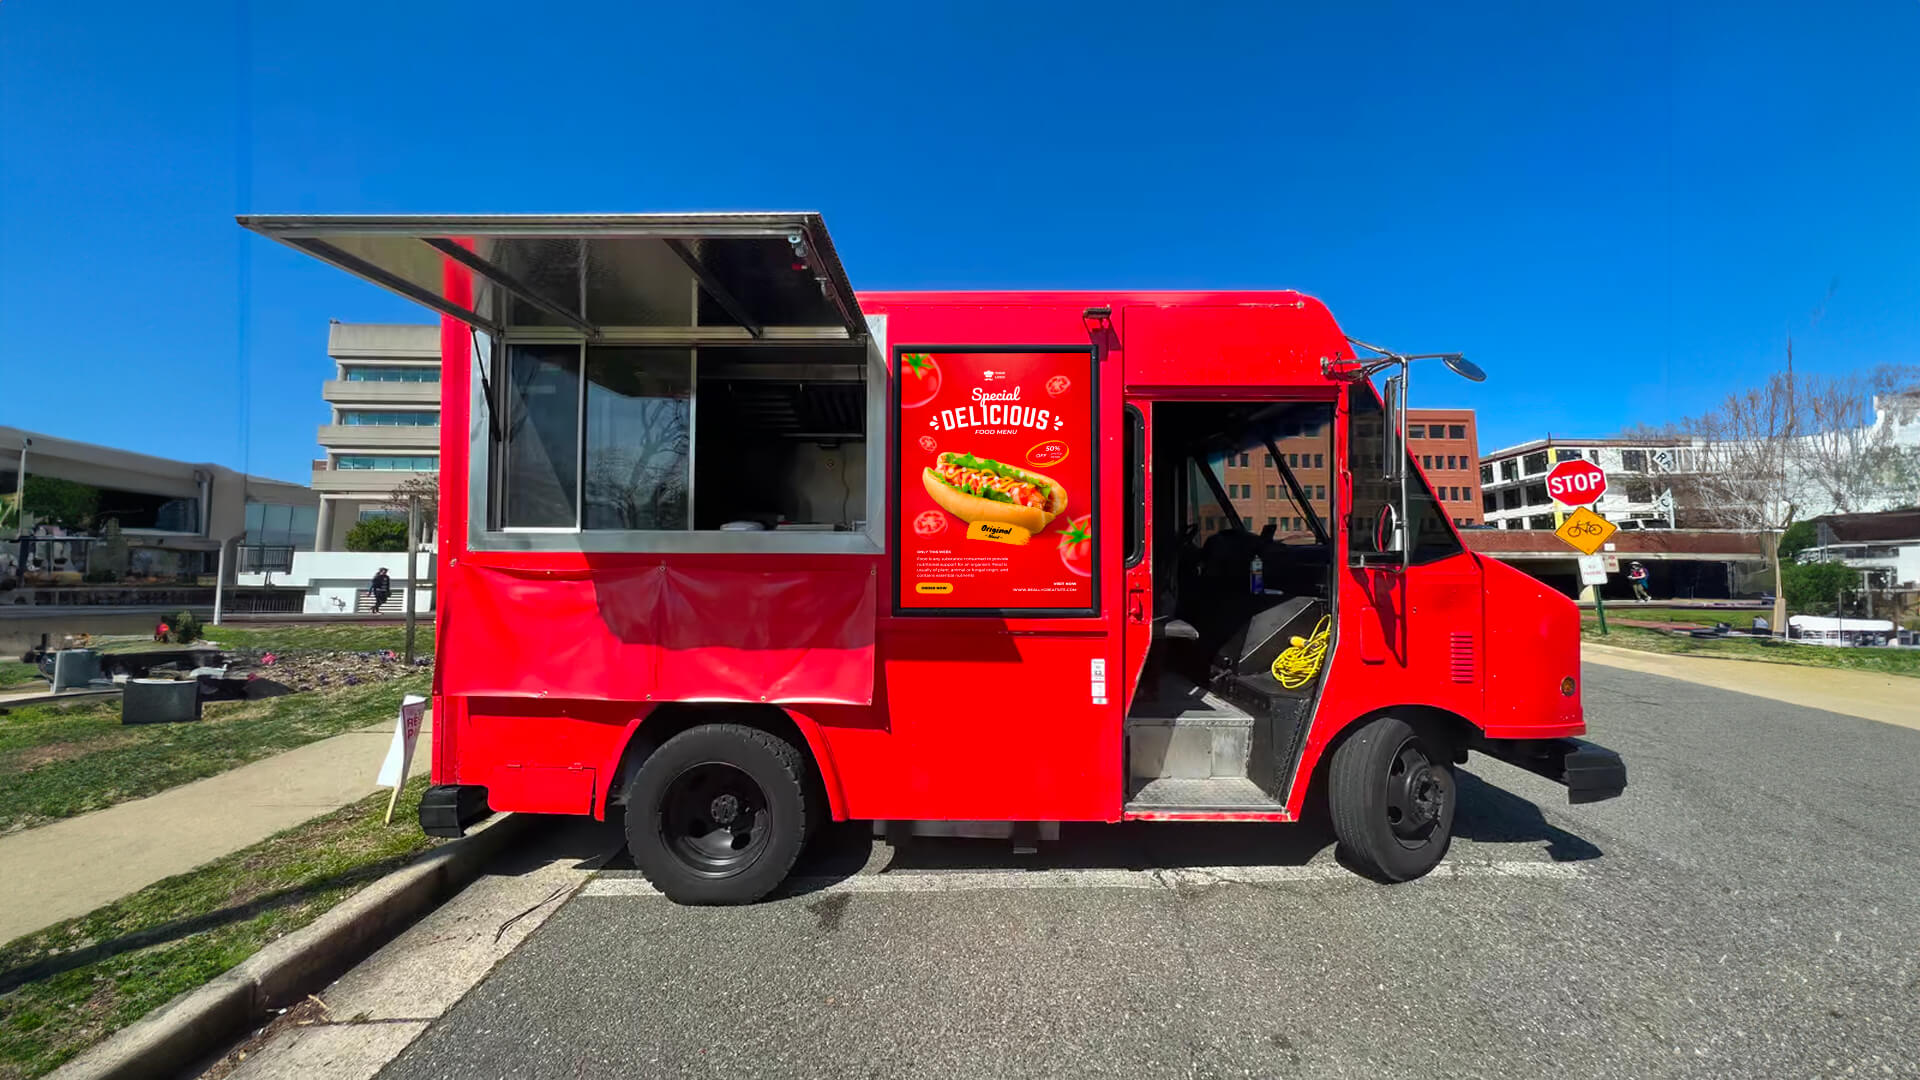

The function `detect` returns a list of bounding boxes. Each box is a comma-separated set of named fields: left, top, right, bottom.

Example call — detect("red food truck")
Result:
left=242, top=212, right=1624, bottom=904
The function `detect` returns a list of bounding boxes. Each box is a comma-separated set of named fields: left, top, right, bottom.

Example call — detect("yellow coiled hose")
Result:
left=1271, top=614, right=1332, bottom=689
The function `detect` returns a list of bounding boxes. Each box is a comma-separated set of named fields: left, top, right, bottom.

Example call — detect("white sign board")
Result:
left=1578, top=555, right=1609, bottom=587
left=1603, top=554, right=1620, bottom=573
left=377, top=694, right=428, bottom=789
left=378, top=694, right=428, bottom=824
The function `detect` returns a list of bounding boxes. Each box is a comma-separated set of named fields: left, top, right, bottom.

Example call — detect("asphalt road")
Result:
left=375, top=665, right=1920, bottom=1080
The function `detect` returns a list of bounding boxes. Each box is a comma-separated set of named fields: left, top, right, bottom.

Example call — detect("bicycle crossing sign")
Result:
left=1555, top=506, right=1618, bottom=556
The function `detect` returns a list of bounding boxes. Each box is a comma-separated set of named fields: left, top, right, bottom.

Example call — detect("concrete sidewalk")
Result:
left=0, top=717, right=432, bottom=944
left=1583, top=643, right=1918, bottom=731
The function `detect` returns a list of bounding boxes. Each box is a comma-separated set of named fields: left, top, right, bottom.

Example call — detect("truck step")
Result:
left=1127, top=679, right=1254, bottom=781
left=1125, top=776, right=1283, bottom=811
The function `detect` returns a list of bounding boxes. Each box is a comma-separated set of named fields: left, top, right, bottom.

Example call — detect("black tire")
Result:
left=624, top=724, right=812, bottom=904
left=1328, top=715, right=1456, bottom=883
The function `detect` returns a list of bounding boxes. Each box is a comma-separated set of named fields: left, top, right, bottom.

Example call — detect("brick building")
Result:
left=1408, top=409, right=1483, bottom=526
left=1193, top=408, right=1480, bottom=537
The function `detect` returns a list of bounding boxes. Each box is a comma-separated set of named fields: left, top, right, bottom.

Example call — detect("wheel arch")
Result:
left=1286, top=702, right=1477, bottom=818
left=600, top=703, right=846, bottom=822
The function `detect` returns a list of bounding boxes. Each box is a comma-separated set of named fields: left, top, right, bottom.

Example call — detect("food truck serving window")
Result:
left=893, top=347, right=1097, bottom=616
left=487, top=340, right=881, bottom=550
left=233, top=213, right=884, bottom=556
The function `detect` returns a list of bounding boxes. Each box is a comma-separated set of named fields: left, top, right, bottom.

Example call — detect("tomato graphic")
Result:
left=1058, top=515, right=1092, bottom=577
left=913, top=510, right=948, bottom=537
left=1026, top=440, right=1070, bottom=468
left=1045, top=374, right=1072, bottom=397
left=900, top=353, right=942, bottom=409
left=918, top=435, right=938, bottom=454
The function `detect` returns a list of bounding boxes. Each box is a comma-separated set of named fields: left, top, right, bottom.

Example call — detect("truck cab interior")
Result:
left=1126, top=401, right=1337, bottom=813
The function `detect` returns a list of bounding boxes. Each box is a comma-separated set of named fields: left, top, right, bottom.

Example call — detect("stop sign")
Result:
left=1546, top=458, right=1608, bottom=505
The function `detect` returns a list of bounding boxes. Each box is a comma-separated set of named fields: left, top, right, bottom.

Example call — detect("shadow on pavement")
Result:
left=576, top=765, right=1606, bottom=899
left=1451, top=770, right=1605, bottom=862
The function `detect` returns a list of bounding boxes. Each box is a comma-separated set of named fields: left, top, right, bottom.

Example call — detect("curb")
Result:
left=48, top=812, right=535, bottom=1080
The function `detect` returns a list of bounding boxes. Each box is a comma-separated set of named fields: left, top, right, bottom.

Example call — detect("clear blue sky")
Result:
left=3, top=1, right=1916, bottom=481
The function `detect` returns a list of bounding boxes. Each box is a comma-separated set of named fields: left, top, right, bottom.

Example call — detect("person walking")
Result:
left=1628, top=561, right=1651, bottom=603
left=370, top=567, right=392, bottom=613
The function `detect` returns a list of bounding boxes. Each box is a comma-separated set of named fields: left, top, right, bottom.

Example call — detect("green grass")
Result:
left=201, top=624, right=435, bottom=655
left=1584, top=624, right=1920, bottom=679
left=1583, top=604, right=1768, bottom=630
left=0, top=663, right=41, bottom=691
left=0, top=778, right=440, bottom=1080
left=0, top=674, right=430, bottom=832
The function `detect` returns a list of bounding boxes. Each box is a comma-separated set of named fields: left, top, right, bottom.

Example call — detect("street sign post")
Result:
left=1556, top=506, right=1618, bottom=636
left=1578, top=553, right=1611, bottom=635
left=1546, top=459, right=1608, bottom=506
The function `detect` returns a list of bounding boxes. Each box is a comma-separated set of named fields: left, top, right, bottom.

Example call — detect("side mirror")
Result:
left=1374, top=502, right=1403, bottom=557
left=1381, top=373, right=1406, bottom=483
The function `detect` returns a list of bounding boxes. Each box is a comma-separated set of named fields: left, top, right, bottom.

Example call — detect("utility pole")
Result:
left=404, top=495, right=419, bottom=664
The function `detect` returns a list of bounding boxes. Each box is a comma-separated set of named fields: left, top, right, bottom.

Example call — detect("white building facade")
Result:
left=314, top=322, right=441, bottom=552
left=1478, top=437, right=1708, bottom=532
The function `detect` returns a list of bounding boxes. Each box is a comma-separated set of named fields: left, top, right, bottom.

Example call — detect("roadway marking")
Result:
left=579, top=861, right=1582, bottom=899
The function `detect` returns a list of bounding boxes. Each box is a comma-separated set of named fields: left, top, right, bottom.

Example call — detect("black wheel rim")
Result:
left=1382, top=736, right=1448, bottom=849
left=658, top=762, right=771, bottom=877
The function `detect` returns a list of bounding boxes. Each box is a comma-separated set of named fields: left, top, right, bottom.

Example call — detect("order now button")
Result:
left=915, top=582, right=954, bottom=595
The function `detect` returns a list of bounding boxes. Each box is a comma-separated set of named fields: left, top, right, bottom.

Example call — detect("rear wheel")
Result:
left=624, top=724, right=812, bottom=904
left=1328, top=715, right=1455, bottom=882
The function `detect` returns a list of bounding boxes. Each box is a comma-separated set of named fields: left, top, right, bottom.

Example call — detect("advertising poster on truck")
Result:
left=894, top=348, right=1096, bottom=613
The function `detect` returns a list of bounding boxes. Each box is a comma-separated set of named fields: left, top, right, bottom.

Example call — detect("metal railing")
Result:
left=237, top=545, right=295, bottom=573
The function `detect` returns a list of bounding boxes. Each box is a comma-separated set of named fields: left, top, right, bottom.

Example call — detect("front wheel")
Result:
left=1328, top=715, right=1456, bottom=882
left=624, top=724, right=812, bottom=904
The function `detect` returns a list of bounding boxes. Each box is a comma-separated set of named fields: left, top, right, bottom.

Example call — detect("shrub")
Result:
left=345, top=518, right=409, bottom=552
left=1781, top=560, right=1857, bottom=611
left=169, top=610, right=204, bottom=644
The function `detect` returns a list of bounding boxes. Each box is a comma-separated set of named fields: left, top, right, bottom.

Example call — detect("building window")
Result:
left=244, top=502, right=319, bottom=549
left=334, top=455, right=438, bottom=471
left=1523, top=451, right=1550, bottom=475
left=1621, top=449, right=1648, bottom=472
left=1483, top=493, right=1497, bottom=512
left=1422, top=455, right=1433, bottom=469
left=1524, top=482, right=1549, bottom=506
left=1263, top=453, right=1273, bottom=468
left=342, top=366, right=438, bottom=383
left=1528, top=514, right=1555, bottom=530
left=1267, top=516, right=1277, bottom=528
left=338, top=411, right=439, bottom=426
left=1449, top=425, right=1466, bottom=439
left=357, top=508, right=405, bottom=523
left=1499, top=459, right=1518, bottom=482
left=1242, top=516, right=1253, bottom=530
left=1443, top=455, right=1455, bottom=470
left=1315, top=485, right=1326, bottom=500
left=1266, top=485, right=1277, bottom=499
left=1480, top=463, right=1494, bottom=484
left=1502, top=489, right=1522, bottom=510
left=1239, top=453, right=1250, bottom=467
left=1409, top=425, right=1426, bottom=439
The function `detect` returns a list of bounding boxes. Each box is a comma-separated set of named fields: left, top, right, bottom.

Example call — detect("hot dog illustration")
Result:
left=922, top=452, right=1068, bottom=533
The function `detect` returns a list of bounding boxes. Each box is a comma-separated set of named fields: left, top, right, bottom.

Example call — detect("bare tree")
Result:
left=381, top=474, right=440, bottom=546
left=1679, top=353, right=1803, bottom=633
left=1795, top=365, right=1920, bottom=514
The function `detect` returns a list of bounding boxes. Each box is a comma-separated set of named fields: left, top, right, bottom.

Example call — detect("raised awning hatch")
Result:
left=236, top=212, right=867, bottom=342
